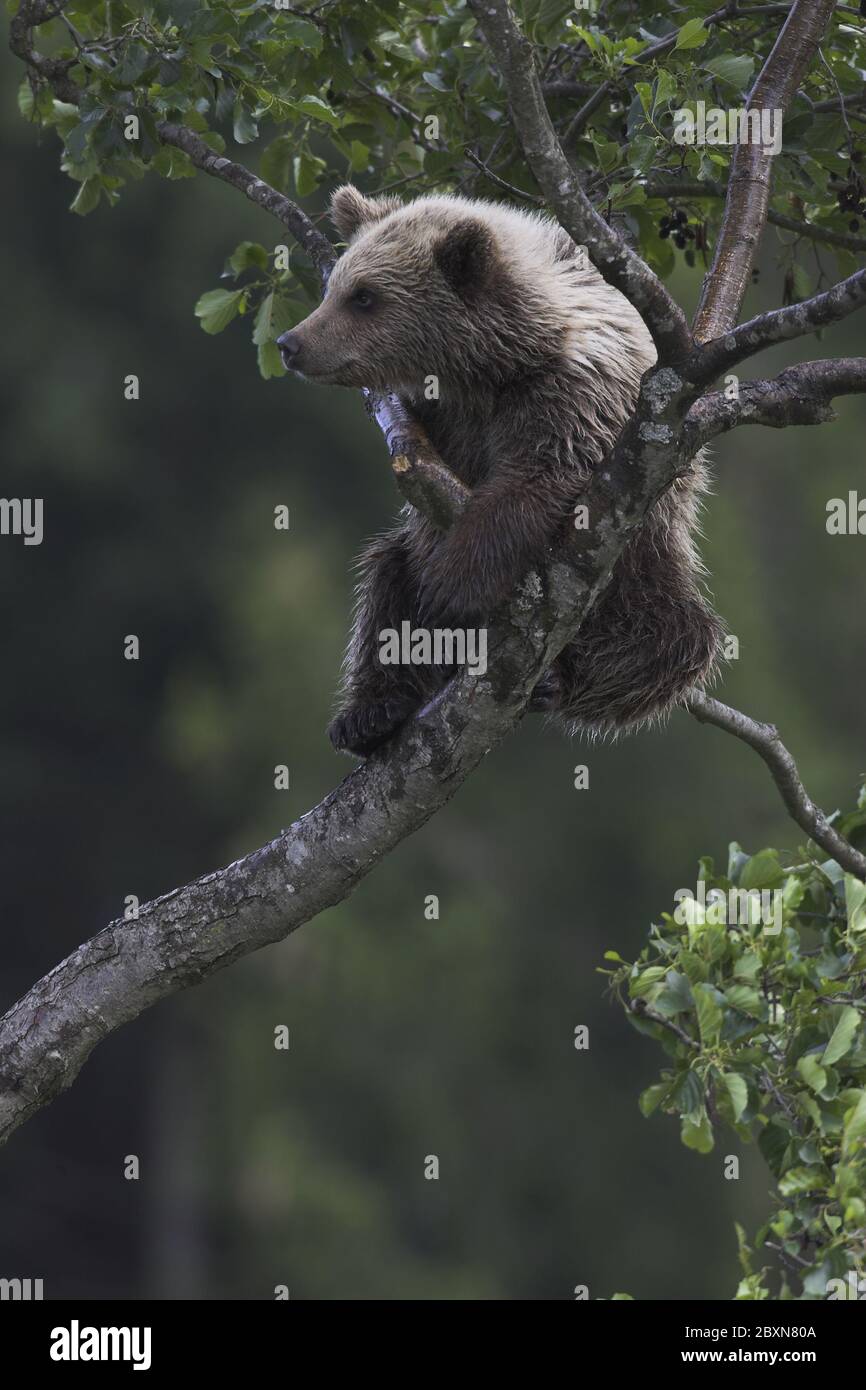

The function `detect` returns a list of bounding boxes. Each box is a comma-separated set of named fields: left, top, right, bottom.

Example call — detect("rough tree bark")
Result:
left=2, top=0, right=865, bottom=1149
left=692, top=0, right=840, bottom=340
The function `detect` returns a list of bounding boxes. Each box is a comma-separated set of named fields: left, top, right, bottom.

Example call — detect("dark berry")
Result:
left=685, top=248, right=695, bottom=267
left=659, top=226, right=670, bottom=239
left=674, top=233, right=687, bottom=249
left=851, top=218, right=860, bottom=231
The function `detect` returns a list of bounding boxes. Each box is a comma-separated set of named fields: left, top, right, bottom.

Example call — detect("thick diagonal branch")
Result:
left=466, top=0, right=691, bottom=363
left=0, top=364, right=693, bottom=1147
left=686, top=693, right=866, bottom=879
left=692, top=0, right=839, bottom=342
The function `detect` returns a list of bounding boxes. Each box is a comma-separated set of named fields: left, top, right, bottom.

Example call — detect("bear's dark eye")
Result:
left=350, top=287, right=375, bottom=310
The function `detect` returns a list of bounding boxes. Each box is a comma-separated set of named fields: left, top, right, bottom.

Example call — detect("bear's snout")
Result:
left=277, top=330, right=302, bottom=369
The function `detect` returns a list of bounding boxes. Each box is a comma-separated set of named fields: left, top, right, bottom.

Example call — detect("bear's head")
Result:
left=277, top=185, right=549, bottom=393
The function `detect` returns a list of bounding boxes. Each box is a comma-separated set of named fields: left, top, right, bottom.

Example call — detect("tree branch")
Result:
left=156, top=123, right=335, bottom=281
left=364, top=391, right=471, bottom=528
left=466, top=0, right=692, bottom=363
left=692, top=0, right=839, bottom=342
left=0, top=655, right=527, bottom=1148
left=691, top=269, right=866, bottom=384
left=685, top=692, right=866, bottom=879
left=0, top=360, right=693, bottom=1145
left=9, top=0, right=80, bottom=103
left=629, top=998, right=699, bottom=1050
left=682, top=358, right=866, bottom=445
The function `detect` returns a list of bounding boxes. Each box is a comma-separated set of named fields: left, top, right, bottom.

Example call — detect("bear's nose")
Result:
left=277, top=330, right=301, bottom=367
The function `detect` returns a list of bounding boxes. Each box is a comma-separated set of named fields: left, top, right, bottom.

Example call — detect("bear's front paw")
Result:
left=528, top=666, right=563, bottom=712
left=328, top=700, right=411, bottom=756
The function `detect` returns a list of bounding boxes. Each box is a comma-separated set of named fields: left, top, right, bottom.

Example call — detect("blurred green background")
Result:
left=1, top=48, right=864, bottom=1300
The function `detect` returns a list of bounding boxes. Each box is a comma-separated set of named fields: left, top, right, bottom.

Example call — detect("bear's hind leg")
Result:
left=553, top=556, right=723, bottom=736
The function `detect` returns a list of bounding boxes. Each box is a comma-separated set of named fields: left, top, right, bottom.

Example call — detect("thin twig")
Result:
left=629, top=998, right=699, bottom=1049
left=463, top=147, right=545, bottom=204
left=685, top=692, right=866, bottom=879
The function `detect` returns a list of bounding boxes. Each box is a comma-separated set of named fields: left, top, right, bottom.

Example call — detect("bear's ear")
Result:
left=330, top=184, right=402, bottom=241
left=434, top=219, right=494, bottom=299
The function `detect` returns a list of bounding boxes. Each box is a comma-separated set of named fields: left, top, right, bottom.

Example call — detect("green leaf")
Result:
left=673, top=1069, right=704, bottom=1119
left=639, top=1082, right=669, bottom=1118
left=260, top=134, right=294, bottom=192
left=842, top=1090, right=866, bottom=1155
left=257, top=338, right=286, bottom=380
left=233, top=103, right=259, bottom=145
left=252, top=291, right=302, bottom=348
left=758, top=1121, right=792, bottom=1177
left=791, top=263, right=813, bottom=301
left=113, top=41, right=157, bottom=86
left=348, top=140, right=370, bottom=173
left=740, top=849, right=784, bottom=891
left=845, top=874, right=866, bottom=932
left=778, top=1165, right=826, bottom=1196
left=728, top=842, right=750, bottom=882
left=654, top=68, right=677, bottom=112
left=674, top=17, right=708, bottom=50
left=635, top=81, right=653, bottom=122
left=276, top=15, right=324, bottom=54
left=822, top=1006, right=862, bottom=1067
left=194, top=288, right=244, bottom=334
left=654, top=970, right=694, bottom=1016
left=229, top=242, right=269, bottom=276
left=629, top=965, right=669, bottom=997
left=797, top=1053, right=828, bottom=1094
left=422, top=70, right=449, bottom=92
left=18, top=80, right=34, bottom=119
left=70, top=178, right=101, bottom=216
left=721, top=1072, right=749, bottom=1123
left=293, top=151, right=326, bottom=197
left=291, top=94, right=342, bottom=129
left=294, top=152, right=328, bottom=198
left=151, top=147, right=196, bottom=180
left=701, top=55, right=755, bottom=90
left=681, top=1109, right=714, bottom=1153
left=693, top=982, right=723, bottom=1046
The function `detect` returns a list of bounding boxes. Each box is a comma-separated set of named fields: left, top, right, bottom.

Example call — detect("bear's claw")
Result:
left=328, top=700, right=410, bottom=756
left=528, top=666, right=563, bottom=713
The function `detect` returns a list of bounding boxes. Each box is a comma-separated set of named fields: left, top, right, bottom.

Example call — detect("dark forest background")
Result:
left=1, top=41, right=864, bottom=1299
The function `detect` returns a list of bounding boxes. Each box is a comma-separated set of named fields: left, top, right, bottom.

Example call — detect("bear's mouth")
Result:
left=289, top=360, right=362, bottom=385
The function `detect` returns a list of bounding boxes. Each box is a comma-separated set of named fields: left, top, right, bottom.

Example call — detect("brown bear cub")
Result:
left=279, top=185, right=721, bottom=756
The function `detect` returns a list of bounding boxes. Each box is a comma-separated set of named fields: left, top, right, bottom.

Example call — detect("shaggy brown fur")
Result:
left=279, top=186, right=722, bottom=755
